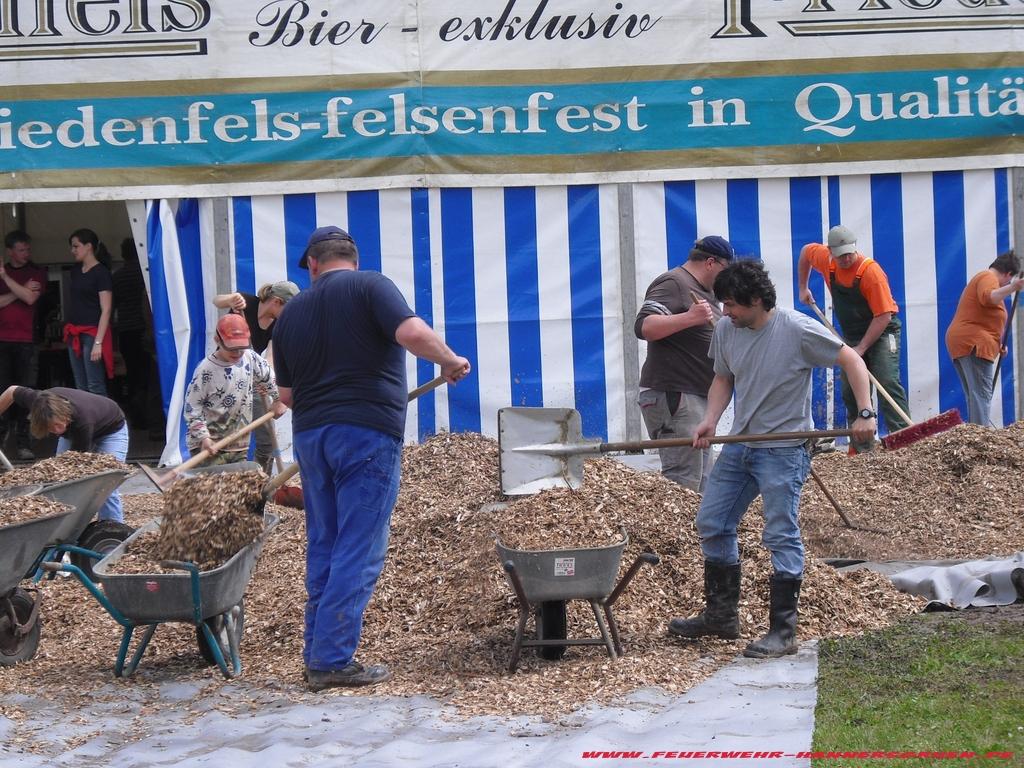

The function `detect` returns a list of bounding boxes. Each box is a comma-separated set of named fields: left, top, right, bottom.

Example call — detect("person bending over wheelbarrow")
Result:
left=0, top=384, right=129, bottom=522
left=183, top=313, right=287, bottom=467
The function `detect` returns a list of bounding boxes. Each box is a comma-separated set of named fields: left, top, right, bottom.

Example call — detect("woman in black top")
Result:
left=65, top=228, right=114, bottom=396
left=0, top=385, right=129, bottom=522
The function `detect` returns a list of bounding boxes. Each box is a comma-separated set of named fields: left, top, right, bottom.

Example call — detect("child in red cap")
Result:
left=183, top=313, right=287, bottom=466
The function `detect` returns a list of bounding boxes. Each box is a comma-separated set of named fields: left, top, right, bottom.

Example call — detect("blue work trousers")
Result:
left=696, top=442, right=811, bottom=579
left=57, top=421, right=129, bottom=522
left=294, top=422, right=402, bottom=672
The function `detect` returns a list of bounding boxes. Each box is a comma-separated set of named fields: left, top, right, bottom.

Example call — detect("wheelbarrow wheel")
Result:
left=71, top=520, right=135, bottom=581
left=197, top=601, right=245, bottom=667
left=0, top=589, right=40, bottom=666
left=535, top=600, right=567, bottom=660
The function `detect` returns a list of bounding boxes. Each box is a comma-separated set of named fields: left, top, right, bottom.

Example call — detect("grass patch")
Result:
left=812, top=607, right=1024, bottom=767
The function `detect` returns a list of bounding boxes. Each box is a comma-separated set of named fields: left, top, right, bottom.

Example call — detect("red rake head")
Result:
left=880, top=408, right=963, bottom=451
left=272, top=484, right=304, bottom=510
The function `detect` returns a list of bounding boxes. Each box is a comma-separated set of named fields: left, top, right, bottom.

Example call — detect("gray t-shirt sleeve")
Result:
left=710, top=321, right=732, bottom=377
left=796, top=313, right=845, bottom=367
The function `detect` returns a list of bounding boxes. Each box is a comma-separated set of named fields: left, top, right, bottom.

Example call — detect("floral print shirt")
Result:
left=184, top=349, right=279, bottom=453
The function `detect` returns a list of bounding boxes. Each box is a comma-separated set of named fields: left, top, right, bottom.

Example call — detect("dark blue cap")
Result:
left=693, top=235, right=735, bottom=261
left=299, top=226, right=355, bottom=268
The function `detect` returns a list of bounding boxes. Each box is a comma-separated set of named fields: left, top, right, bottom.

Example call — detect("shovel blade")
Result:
left=498, top=407, right=586, bottom=495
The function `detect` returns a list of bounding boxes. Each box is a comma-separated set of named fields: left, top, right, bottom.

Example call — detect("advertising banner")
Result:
left=1, top=2, right=1021, bottom=199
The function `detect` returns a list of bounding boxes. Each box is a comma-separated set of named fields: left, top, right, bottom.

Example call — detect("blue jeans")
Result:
left=57, top=422, right=129, bottom=522
left=67, top=334, right=107, bottom=396
left=696, top=443, right=811, bottom=579
left=294, top=422, right=402, bottom=672
left=952, top=353, right=996, bottom=427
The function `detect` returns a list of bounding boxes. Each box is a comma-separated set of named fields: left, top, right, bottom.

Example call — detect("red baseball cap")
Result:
left=216, top=313, right=251, bottom=350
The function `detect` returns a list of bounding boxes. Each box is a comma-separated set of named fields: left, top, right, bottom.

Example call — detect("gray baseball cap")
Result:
left=827, top=225, right=857, bottom=257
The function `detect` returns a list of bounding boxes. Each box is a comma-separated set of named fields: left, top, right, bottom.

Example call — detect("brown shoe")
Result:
left=307, top=662, right=391, bottom=691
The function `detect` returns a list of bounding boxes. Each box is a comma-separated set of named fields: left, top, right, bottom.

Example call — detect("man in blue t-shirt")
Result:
left=274, top=225, right=470, bottom=692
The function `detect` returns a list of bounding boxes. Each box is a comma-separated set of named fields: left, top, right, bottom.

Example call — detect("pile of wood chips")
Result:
left=800, top=422, right=1024, bottom=561
left=0, top=451, right=129, bottom=488
left=0, top=497, right=72, bottom=527
left=1, top=431, right=932, bottom=723
left=155, top=471, right=268, bottom=570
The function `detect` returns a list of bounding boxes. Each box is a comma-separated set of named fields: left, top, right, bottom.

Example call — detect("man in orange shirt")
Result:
left=945, top=251, right=1024, bottom=426
left=798, top=225, right=910, bottom=452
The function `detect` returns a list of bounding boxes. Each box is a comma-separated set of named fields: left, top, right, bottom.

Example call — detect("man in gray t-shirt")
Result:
left=634, top=235, right=734, bottom=492
left=668, top=260, right=876, bottom=659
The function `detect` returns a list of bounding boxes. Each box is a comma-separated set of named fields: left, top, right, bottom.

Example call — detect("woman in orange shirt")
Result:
left=945, top=251, right=1024, bottom=426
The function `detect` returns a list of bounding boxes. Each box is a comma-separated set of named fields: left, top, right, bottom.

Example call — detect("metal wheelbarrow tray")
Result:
left=0, top=508, right=74, bottom=665
left=94, top=513, right=275, bottom=623
left=495, top=530, right=659, bottom=672
left=49, top=512, right=281, bottom=679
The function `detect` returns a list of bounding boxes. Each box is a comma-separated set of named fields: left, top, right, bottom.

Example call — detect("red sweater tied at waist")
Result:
left=63, top=323, right=114, bottom=379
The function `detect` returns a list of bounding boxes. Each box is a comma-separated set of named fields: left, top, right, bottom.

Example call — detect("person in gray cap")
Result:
left=634, top=235, right=733, bottom=492
left=273, top=225, right=470, bottom=691
left=212, top=280, right=300, bottom=471
left=797, top=225, right=910, bottom=453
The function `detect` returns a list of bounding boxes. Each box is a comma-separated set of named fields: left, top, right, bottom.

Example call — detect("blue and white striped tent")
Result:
left=144, top=168, right=1016, bottom=466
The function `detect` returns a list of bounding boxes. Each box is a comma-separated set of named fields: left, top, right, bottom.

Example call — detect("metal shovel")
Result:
left=498, top=406, right=854, bottom=495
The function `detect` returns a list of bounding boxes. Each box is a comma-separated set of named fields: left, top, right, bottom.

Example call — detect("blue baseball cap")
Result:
left=299, top=226, right=354, bottom=268
left=693, top=235, right=735, bottom=261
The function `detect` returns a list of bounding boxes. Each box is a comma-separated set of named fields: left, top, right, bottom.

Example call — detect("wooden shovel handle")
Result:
left=807, top=300, right=914, bottom=426
left=408, top=375, right=445, bottom=402
left=598, top=428, right=854, bottom=453
left=690, top=290, right=716, bottom=327
left=262, top=460, right=300, bottom=496
left=166, top=410, right=276, bottom=481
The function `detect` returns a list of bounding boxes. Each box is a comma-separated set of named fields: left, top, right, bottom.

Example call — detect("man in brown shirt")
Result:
left=634, top=236, right=733, bottom=492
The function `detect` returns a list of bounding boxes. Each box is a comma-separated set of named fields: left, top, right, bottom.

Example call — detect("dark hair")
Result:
left=120, top=237, right=139, bottom=264
left=69, top=228, right=112, bottom=269
left=4, top=228, right=29, bottom=249
left=713, top=260, right=777, bottom=311
left=29, top=391, right=74, bottom=439
left=307, top=237, right=359, bottom=266
left=991, top=250, right=1020, bottom=276
left=4, top=230, right=30, bottom=249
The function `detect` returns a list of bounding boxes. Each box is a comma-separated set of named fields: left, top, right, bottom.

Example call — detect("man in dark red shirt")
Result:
left=0, top=230, right=47, bottom=459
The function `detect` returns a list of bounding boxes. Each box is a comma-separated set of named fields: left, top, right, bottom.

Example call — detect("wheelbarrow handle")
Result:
left=606, top=551, right=660, bottom=608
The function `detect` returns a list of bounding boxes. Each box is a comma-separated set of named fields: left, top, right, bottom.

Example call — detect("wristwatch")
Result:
left=857, top=408, right=877, bottom=420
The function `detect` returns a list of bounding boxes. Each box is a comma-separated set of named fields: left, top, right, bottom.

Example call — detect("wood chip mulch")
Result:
left=0, top=497, right=72, bottom=528
left=0, top=430, right=946, bottom=726
left=800, top=422, right=1024, bottom=561
left=0, top=452, right=129, bottom=488
left=154, top=471, right=267, bottom=569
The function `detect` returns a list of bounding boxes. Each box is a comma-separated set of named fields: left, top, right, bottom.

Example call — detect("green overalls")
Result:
left=830, top=259, right=912, bottom=451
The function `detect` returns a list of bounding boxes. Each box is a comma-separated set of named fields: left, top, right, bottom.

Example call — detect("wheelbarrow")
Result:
left=495, top=528, right=660, bottom=672
left=42, top=511, right=279, bottom=679
left=0, top=470, right=132, bottom=665
left=30, top=470, right=135, bottom=582
left=0, top=504, right=74, bottom=665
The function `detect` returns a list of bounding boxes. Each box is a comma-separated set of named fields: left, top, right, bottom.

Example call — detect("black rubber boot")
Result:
left=743, top=575, right=801, bottom=658
left=668, top=561, right=741, bottom=639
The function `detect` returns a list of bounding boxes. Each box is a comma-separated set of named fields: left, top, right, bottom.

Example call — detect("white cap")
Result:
left=827, top=225, right=857, bottom=257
